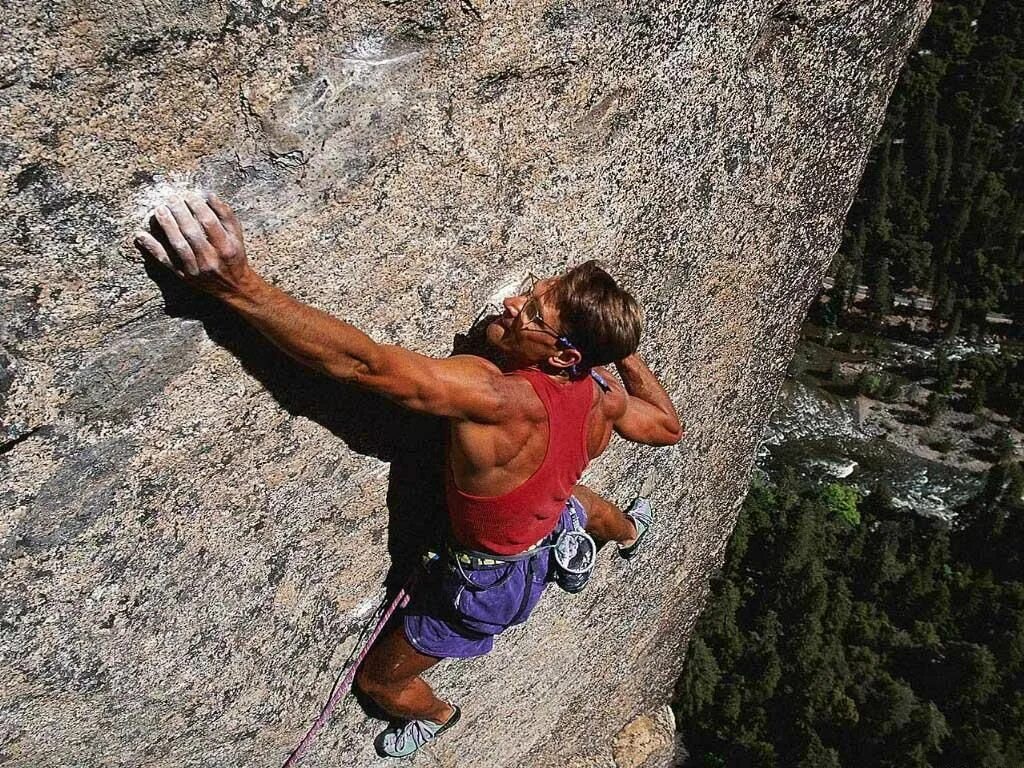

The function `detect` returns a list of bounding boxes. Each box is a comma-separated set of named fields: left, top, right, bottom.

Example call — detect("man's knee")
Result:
left=574, top=484, right=608, bottom=521
left=359, top=658, right=415, bottom=710
left=356, top=626, right=430, bottom=698
left=355, top=659, right=386, bottom=698
left=572, top=484, right=596, bottom=511
left=356, top=642, right=403, bottom=699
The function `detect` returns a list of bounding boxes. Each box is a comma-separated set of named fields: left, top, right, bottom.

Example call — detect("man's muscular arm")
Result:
left=606, top=354, right=683, bottom=446
left=134, top=193, right=507, bottom=422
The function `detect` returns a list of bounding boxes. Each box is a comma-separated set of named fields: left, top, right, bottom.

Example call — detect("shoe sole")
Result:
left=618, top=501, right=653, bottom=561
left=374, top=705, right=462, bottom=759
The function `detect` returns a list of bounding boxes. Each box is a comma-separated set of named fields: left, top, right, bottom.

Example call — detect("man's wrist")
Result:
left=221, top=269, right=273, bottom=311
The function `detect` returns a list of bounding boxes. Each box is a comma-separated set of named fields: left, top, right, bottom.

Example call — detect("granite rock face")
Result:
left=1, top=1, right=928, bottom=766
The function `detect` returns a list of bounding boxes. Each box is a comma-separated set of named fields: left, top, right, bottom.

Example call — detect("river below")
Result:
left=758, top=379, right=982, bottom=522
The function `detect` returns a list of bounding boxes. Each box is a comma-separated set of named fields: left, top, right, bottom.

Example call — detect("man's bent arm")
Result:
left=610, top=354, right=683, bottom=446
left=134, top=193, right=507, bottom=422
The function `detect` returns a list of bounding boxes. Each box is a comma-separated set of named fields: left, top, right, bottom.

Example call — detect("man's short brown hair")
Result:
left=549, top=260, right=643, bottom=369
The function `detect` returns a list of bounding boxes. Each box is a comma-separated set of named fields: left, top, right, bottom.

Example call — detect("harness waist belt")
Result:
left=448, top=538, right=546, bottom=568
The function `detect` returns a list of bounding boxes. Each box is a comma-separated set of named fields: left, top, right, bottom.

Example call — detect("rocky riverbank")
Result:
left=761, top=321, right=1023, bottom=522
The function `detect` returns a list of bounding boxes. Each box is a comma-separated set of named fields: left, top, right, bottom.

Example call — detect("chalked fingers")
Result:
left=185, top=192, right=229, bottom=251
left=154, top=204, right=199, bottom=276
left=133, top=230, right=179, bottom=275
left=167, top=197, right=216, bottom=275
left=137, top=192, right=255, bottom=296
left=207, top=192, right=244, bottom=243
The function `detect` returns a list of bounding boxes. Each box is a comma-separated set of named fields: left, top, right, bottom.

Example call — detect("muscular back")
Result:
left=448, top=368, right=627, bottom=497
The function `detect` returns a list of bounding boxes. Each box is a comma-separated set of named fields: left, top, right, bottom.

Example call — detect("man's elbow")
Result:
left=657, top=420, right=684, bottom=446
left=654, top=431, right=683, bottom=447
left=329, top=357, right=374, bottom=386
left=342, top=344, right=397, bottom=389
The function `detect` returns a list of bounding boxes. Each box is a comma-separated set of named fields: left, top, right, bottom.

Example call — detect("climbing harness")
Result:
left=449, top=542, right=542, bottom=624
left=447, top=499, right=596, bottom=596
left=281, top=556, right=435, bottom=768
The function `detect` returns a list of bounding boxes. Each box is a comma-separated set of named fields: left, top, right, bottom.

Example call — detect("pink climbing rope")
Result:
left=281, top=580, right=414, bottom=767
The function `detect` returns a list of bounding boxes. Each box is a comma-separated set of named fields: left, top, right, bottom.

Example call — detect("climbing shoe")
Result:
left=618, top=497, right=654, bottom=561
left=374, top=704, right=462, bottom=758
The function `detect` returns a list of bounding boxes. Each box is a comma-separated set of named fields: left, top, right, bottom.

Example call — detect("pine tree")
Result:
left=869, top=258, right=895, bottom=325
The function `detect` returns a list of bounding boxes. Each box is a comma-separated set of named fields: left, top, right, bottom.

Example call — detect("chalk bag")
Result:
left=553, top=528, right=597, bottom=594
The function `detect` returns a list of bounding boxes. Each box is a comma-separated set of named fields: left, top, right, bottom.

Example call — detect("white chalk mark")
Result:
left=337, top=52, right=421, bottom=68
left=353, top=596, right=378, bottom=618
left=485, top=277, right=527, bottom=306
left=349, top=36, right=385, bottom=59
left=131, top=172, right=206, bottom=223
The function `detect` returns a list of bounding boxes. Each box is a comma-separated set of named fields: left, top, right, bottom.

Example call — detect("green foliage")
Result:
left=855, top=367, right=903, bottom=401
left=868, top=258, right=895, bottom=325
left=829, top=262, right=857, bottom=323
left=676, top=637, right=721, bottom=721
left=821, top=483, right=861, bottom=525
left=856, top=369, right=883, bottom=397
left=674, top=465, right=1024, bottom=768
left=933, top=347, right=958, bottom=394
left=961, top=351, right=1024, bottom=426
left=992, top=428, right=1016, bottom=462
left=833, top=0, right=1024, bottom=323
left=966, top=377, right=987, bottom=412
left=828, top=360, right=843, bottom=383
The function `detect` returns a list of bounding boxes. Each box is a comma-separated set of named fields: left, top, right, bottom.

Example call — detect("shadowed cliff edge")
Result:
left=0, top=2, right=930, bottom=766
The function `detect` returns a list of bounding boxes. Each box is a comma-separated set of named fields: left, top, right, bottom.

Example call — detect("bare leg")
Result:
left=356, top=625, right=455, bottom=724
left=573, top=484, right=637, bottom=548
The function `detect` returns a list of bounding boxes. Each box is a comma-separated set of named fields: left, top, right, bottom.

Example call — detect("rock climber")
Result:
left=135, top=193, right=683, bottom=758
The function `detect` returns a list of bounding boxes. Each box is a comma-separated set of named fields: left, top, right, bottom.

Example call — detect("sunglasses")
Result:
left=511, top=273, right=577, bottom=351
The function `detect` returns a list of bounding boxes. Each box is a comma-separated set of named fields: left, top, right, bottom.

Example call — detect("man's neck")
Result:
left=505, top=361, right=576, bottom=381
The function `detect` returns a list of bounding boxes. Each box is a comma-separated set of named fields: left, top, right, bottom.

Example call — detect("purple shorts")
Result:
left=403, top=497, right=588, bottom=659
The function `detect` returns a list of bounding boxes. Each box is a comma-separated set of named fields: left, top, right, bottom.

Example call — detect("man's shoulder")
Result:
left=591, top=366, right=628, bottom=421
left=446, top=353, right=504, bottom=377
left=446, top=356, right=545, bottom=422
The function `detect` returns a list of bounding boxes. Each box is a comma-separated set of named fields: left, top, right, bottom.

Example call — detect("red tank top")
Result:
left=446, top=368, right=594, bottom=555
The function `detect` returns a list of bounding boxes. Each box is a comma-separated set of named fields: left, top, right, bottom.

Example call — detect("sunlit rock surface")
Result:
left=1, top=1, right=928, bottom=765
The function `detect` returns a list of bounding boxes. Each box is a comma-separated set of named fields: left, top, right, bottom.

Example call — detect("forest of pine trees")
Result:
left=835, top=0, right=1023, bottom=329
left=673, top=463, right=1024, bottom=767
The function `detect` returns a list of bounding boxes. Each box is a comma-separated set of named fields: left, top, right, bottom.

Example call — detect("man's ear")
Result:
left=547, top=346, right=583, bottom=372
